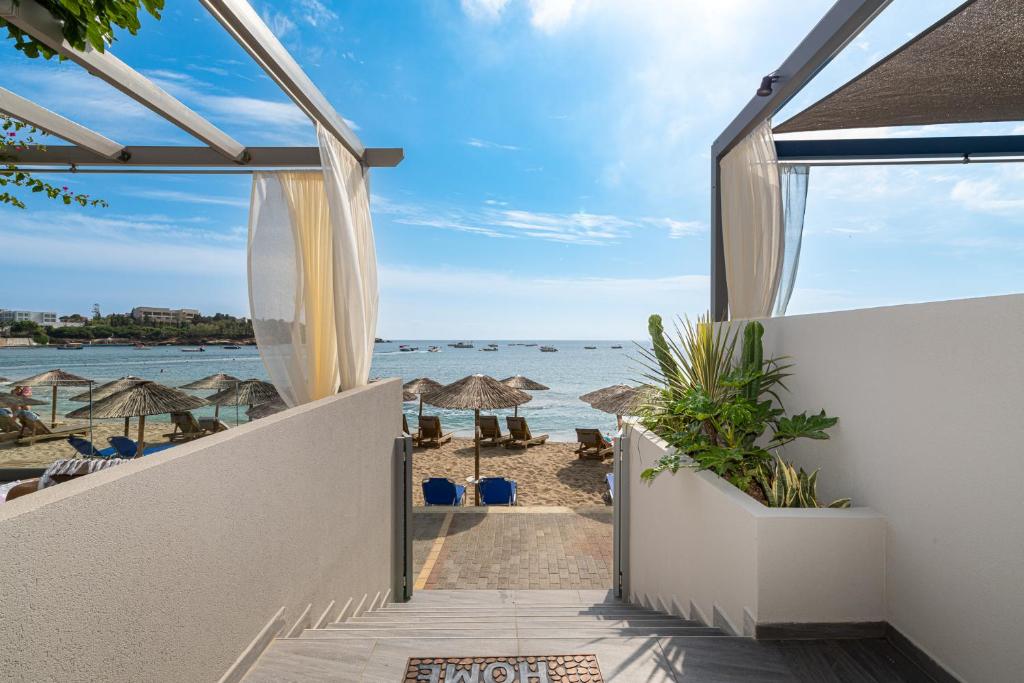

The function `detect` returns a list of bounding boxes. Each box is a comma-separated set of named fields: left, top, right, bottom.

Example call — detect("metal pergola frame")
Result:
left=709, top=0, right=1020, bottom=320
left=0, top=0, right=403, bottom=171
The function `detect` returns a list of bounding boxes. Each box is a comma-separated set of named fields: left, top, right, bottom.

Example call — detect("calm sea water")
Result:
left=0, top=340, right=641, bottom=440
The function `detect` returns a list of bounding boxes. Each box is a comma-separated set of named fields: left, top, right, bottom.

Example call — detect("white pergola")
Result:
left=0, top=0, right=403, bottom=172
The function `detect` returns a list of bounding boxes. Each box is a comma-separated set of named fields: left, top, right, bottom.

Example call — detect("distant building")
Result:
left=131, top=307, right=201, bottom=324
left=0, top=309, right=58, bottom=325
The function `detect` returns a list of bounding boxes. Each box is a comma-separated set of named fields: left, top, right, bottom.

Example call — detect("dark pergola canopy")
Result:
left=776, top=0, right=1024, bottom=134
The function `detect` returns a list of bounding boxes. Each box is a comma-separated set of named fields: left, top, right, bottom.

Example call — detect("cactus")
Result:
left=648, top=314, right=680, bottom=387
left=740, top=320, right=764, bottom=402
left=756, top=455, right=851, bottom=509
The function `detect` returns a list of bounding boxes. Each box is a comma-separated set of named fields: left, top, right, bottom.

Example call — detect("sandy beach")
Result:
left=412, top=438, right=610, bottom=508
left=0, top=421, right=175, bottom=468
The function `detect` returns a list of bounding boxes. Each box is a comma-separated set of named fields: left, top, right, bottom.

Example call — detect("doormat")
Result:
left=405, top=655, right=603, bottom=682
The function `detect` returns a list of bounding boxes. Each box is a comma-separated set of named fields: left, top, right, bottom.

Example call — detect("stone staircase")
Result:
left=243, top=590, right=737, bottom=681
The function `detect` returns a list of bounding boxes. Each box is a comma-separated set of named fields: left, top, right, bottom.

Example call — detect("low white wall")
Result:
left=0, top=379, right=401, bottom=682
left=758, top=294, right=1024, bottom=683
left=625, top=426, right=885, bottom=634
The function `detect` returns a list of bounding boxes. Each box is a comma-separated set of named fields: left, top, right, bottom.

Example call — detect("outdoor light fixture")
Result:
left=756, top=74, right=780, bottom=96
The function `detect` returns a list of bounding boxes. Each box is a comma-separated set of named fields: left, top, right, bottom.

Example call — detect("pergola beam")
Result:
left=709, top=0, right=893, bottom=321
left=200, top=0, right=366, bottom=162
left=3, top=145, right=404, bottom=169
left=775, top=135, right=1024, bottom=164
left=0, top=86, right=125, bottom=159
left=0, top=0, right=248, bottom=162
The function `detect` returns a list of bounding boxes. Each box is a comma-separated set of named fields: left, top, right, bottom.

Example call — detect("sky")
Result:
left=2, top=0, right=1022, bottom=339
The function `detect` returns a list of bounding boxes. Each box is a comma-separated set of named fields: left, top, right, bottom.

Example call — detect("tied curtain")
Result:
left=720, top=119, right=784, bottom=319
left=247, top=124, right=378, bottom=407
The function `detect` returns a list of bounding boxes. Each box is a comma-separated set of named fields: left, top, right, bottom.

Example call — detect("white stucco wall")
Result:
left=0, top=379, right=401, bottom=682
left=625, top=426, right=885, bottom=634
left=758, top=294, right=1024, bottom=683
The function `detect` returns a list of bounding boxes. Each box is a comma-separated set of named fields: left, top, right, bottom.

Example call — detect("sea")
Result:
left=0, top=340, right=643, bottom=441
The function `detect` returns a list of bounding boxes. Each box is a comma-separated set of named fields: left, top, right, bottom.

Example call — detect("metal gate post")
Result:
left=393, top=435, right=414, bottom=602
left=612, top=426, right=630, bottom=602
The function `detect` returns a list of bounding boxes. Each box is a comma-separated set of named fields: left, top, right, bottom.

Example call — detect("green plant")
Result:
left=638, top=313, right=844, bottom=508
left=756, top=455, right=851, bottom=508
left=1, top=1, right=163, bottom=59
left=648, top=314, right=680, bottom=392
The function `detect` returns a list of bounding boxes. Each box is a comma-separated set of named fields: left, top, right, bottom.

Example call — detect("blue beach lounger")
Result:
left=67, top=436, right=118, bottom=458
left=108, top=436, right=177, bottom=458
left=422, top=477, right=466, bottom=506
left=478, top=477, right=517, bottom=506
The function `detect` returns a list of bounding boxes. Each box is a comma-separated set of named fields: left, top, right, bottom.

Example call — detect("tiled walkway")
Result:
left=413, top=508, right=613, bottom=590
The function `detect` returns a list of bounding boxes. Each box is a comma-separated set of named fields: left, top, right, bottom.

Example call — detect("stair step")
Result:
left=375, top=606, right=656, bottom=614
left=346, top=615, right=698, bottom=626
left=331, top=619, right=701, bottom=630
left=302, top=626, right=722, bottom=639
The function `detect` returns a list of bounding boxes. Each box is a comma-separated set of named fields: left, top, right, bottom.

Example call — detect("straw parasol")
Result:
left=424, top=374, right=531, bottom=505
left=206, top=379, right=279, bottom=407
left=403, top=390, right=418, bottom=402
left=180, top=373, right=242, bottom=420
left=500, top=375, right=549, bottom=416
left=9, top=369, right=91, bottom=426
left=0, top=392, right=45, bottom=407
left=246, top=397, right=287, bottom=420
left=66, top=381, right=208, bottom=457
left=403, top=377, right=442, bottom=420
left=69, top=376, right=145, bottom=436
left=580, top=384, right=646, bottom=426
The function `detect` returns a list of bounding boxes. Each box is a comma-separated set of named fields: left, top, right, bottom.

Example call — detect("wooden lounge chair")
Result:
left=0, top=415, right=21, bottom=444
left=15, top=417, right=87, bottom=446
left=477, top=415, right=510, bottom=447
left=417, top=415, right=453, bottom=448
left=576, top=428, right=613, bottom=460
left=163, top=411, right=225, bottom=442
left=402, top=414, right=421, bottom=444
left=505, top=416, right=548, bottom=449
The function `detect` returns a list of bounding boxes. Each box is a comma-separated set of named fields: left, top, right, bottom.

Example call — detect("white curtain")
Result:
left=773, top=165, right=810, bottom=316
left=248, top=123, right=378, bottom=407
left=719, top=119, right=784, bottom=319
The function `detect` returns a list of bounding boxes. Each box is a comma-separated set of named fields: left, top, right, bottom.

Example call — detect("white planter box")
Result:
left=623, top=424, right=886, bottom=636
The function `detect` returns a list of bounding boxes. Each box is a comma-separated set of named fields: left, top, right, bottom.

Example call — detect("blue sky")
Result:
left=2, top=0, right=1022, bottom=338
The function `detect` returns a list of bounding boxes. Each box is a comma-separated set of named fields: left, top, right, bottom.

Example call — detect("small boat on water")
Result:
left=584, top=346, right=597, bottom=350
left=611, top=345, right=623, bottom=349
left=480, top=347, right=498, bottom=352
left=539, top=346, right=558, bottom=352
left=181, top=346, right=205, bottom=352
left=451, top=342, right=474, bottom=349
left=58, top=343, right=83, bottom=350
left=222, top=345, right=241, bottom=350
left=427, top=346, right=440, bottom=353
left=524, top=343, right=538, bottom=347
left=399, top=345, right=418, bottom=352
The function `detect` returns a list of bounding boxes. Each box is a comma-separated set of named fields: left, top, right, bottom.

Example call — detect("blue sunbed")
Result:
left=67, top=436, right=117, bottom=458
left=478, top=477, right=517, bottom=506
left=108, top=435, right=177, bottom=458
left=422, top=477, right=466, bottom=506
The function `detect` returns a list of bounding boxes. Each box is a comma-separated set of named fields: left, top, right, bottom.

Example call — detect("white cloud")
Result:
left=125, top=189, right=249, bottom=209
left=262, top=10, right=297, bottom=38
left=528, top=0, right=584, bottom=33
left=373, top=196, right=699, bottom=245
left=465, top=137, right=521, bottom=151
left=461, top=0, right=511, bottom=22
left=378, top=264, right=709, bottom=338
left=949, top=177, right=1024, bottom=215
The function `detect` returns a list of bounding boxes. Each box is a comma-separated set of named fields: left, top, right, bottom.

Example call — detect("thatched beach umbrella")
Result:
left=403, top=390, right=418, bottom=402
left=500, top=375, right=549, bottom=416
left=580, top=384, right=646, bottom=427
left=69, top=376, right=145, bottom=436
left=246, top=397, right=287, bottom=420
left=180, top=373, right=241, bottom=421
left=0, top=392, right=45, bottom=408
left=207, top=379, right=279, bottom=424
left=403, top=377, right=442, bottom=420
left=66, top=381, right=208, bottom=457
left=424, top=374, right=531, bottom=505
left=9, top=369, right=90, bottom=426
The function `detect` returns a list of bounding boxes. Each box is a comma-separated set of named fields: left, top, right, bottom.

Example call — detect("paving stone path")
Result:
left=413, top=509, right=613, bottom=590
